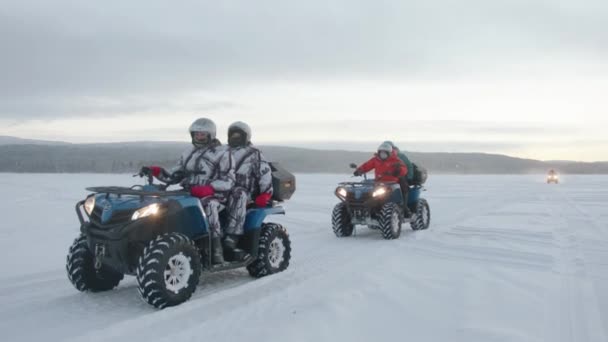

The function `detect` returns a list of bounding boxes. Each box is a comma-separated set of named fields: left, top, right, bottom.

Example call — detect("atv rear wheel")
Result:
left=331, top=202, right=354, bottom=237
left=136, top=233, right=201, bottom=309
left=410, top=199, right=431, bottom=231
left=379, top=203, right=402, bottom=239
left=247, top=223, right=291, bottom=278
left=66, top=235, right=123, bottom=292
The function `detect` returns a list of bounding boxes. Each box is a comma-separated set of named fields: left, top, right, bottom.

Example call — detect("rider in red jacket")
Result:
left=354, top=142, right=407, bottom=182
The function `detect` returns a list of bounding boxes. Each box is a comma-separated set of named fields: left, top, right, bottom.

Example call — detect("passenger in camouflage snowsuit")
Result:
left=222, top=121, right=273, bottom=252
left=146, top=118, right=235, bottom=264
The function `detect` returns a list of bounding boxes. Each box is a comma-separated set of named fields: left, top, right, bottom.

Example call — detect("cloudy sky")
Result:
left=1, top=0, right=607, bottom=161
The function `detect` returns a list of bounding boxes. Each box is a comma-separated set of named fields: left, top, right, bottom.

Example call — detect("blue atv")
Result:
left=66, top=165, right=295, bottom=309
left=331, top=163, right=430, bottom=239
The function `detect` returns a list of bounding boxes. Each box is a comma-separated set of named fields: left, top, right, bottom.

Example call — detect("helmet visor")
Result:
left=228, top=131, right=246, bottom=147
left=192, top=131, right=211, bottom=144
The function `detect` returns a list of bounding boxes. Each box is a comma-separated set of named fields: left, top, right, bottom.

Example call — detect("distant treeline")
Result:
left=1, top=143, right=607, bottom=174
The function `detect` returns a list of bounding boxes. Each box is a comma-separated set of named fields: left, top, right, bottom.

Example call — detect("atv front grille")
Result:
left=89, top=207, right=136, bottom=226
left=347, top=191, right=371, bottom=205
left=106, top=210, right=136, bottom=224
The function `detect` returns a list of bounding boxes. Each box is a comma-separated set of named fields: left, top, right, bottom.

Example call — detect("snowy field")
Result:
left=1, top=173, right=608, bottom=342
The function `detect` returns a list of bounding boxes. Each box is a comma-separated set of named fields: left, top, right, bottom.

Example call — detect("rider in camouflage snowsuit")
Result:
left=147, top=118, right=235, bottom=264
left=222, top=121, right=273, bottom=252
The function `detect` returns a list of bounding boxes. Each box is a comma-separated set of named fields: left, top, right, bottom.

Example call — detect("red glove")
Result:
left=255, top=193, right=272, bottom=207
left=190, top=185, right=215, bottom=198
left=148, top=166, right=163, bottom=177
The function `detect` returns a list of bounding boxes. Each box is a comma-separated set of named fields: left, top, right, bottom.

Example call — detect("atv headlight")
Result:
left=372, top=186, right=387, bottom=198
left=336, top=187, right=348, bottom=198
left=84, top=196, right=95, bottom=215
left=131, top=203, right=160, bottom=221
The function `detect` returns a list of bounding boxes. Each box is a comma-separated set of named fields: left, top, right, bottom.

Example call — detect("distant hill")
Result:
left=0, top=136, right=71, bottom=146
left=0, top=138, right=606, bottom=174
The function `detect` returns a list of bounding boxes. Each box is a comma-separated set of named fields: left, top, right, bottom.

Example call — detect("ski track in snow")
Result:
left=0, top=174, right=607, bottom=341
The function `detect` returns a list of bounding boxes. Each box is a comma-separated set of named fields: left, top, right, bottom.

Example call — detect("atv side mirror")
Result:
left=349, top=163, right=357, bottom=169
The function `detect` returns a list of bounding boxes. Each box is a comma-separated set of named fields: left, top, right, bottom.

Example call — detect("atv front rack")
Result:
left=86, top=186, right=190, bottom=197
left=338, top=181, right=396, bottom=186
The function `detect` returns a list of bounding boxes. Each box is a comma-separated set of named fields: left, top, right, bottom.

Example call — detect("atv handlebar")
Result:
left=134, top=167, right=185, bottom=189
left=133, top=167, right=155, bottom=185
left=349, top=163, right=368, bottom=180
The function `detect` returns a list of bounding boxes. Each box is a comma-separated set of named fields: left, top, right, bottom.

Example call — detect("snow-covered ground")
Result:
left=1, top=173, right=608, bottom=342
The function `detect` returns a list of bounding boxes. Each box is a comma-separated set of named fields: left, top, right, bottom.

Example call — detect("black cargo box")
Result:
left=411, top=163, right=428, bottom=185
left=270, top=162, right=296, bottom=201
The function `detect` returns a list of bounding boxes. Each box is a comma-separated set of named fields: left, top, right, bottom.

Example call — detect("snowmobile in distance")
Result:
left=547, top=170, right=559, bottom=184
left=66, top=163, right=295, bottom=309
left=331, top=163, right=430, bottom=239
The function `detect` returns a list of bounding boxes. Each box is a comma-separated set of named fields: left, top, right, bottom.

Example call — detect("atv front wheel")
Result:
left=136, top=233, right=201, bottom=309
left=410, top=199, right=431, bottom=231
left=66, top=235, right=123, bottom=292
left=247, top=223, right=291, bottom=278
left=379, top=203, right=402, bottom=239
left=331, top=202, right=354, bottom=237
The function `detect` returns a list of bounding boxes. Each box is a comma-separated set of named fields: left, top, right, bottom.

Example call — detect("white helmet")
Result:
left=382, top=140, right=398, bottom=151
left=189, top=118, right=216, bottom=138
left=378, top=142, right=392, bottom=153
left=228, top=121, right=252, bottom=146
left=377, top=142, right=392, bottom=160
left=189, top=118, right=216, bottom=146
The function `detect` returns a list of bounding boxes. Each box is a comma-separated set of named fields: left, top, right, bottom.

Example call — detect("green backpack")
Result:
left=410, top=163, right=428, bottom=185
left=397, top=152, right=414, bottom=181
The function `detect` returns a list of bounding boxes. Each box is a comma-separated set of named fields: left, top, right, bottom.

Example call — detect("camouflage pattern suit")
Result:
left=171, top=138, right=235, bottom=237
left=224, top=121, right=273, bottom=237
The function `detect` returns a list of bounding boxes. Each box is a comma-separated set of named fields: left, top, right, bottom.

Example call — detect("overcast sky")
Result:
left=1, top=0, right=607, bottom=161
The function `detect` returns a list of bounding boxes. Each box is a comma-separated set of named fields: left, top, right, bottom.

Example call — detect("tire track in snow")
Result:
left=553, top=186, right=608, bottom=342
left=66, top=231, right=395, bottom=342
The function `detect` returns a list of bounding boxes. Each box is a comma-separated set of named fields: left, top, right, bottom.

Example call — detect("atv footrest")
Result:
left=225, top=248, right=247, bottom=262
left=208, top=255, right=253, bottom=273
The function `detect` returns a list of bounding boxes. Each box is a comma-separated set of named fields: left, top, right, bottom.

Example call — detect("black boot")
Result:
left=223, top=234, right=240, bottom=251
left=211, top=237, right=224, bottom=264
left=398, top=177, right=412, bottom=217
left=402, top=195, right=412, bottom=218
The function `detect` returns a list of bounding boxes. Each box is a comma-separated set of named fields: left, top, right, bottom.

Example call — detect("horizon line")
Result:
left=1, top=135, right=606, bottom=164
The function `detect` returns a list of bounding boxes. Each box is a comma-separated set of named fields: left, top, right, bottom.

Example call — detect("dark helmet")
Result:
left=227, top=121, right=252, bottom=147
